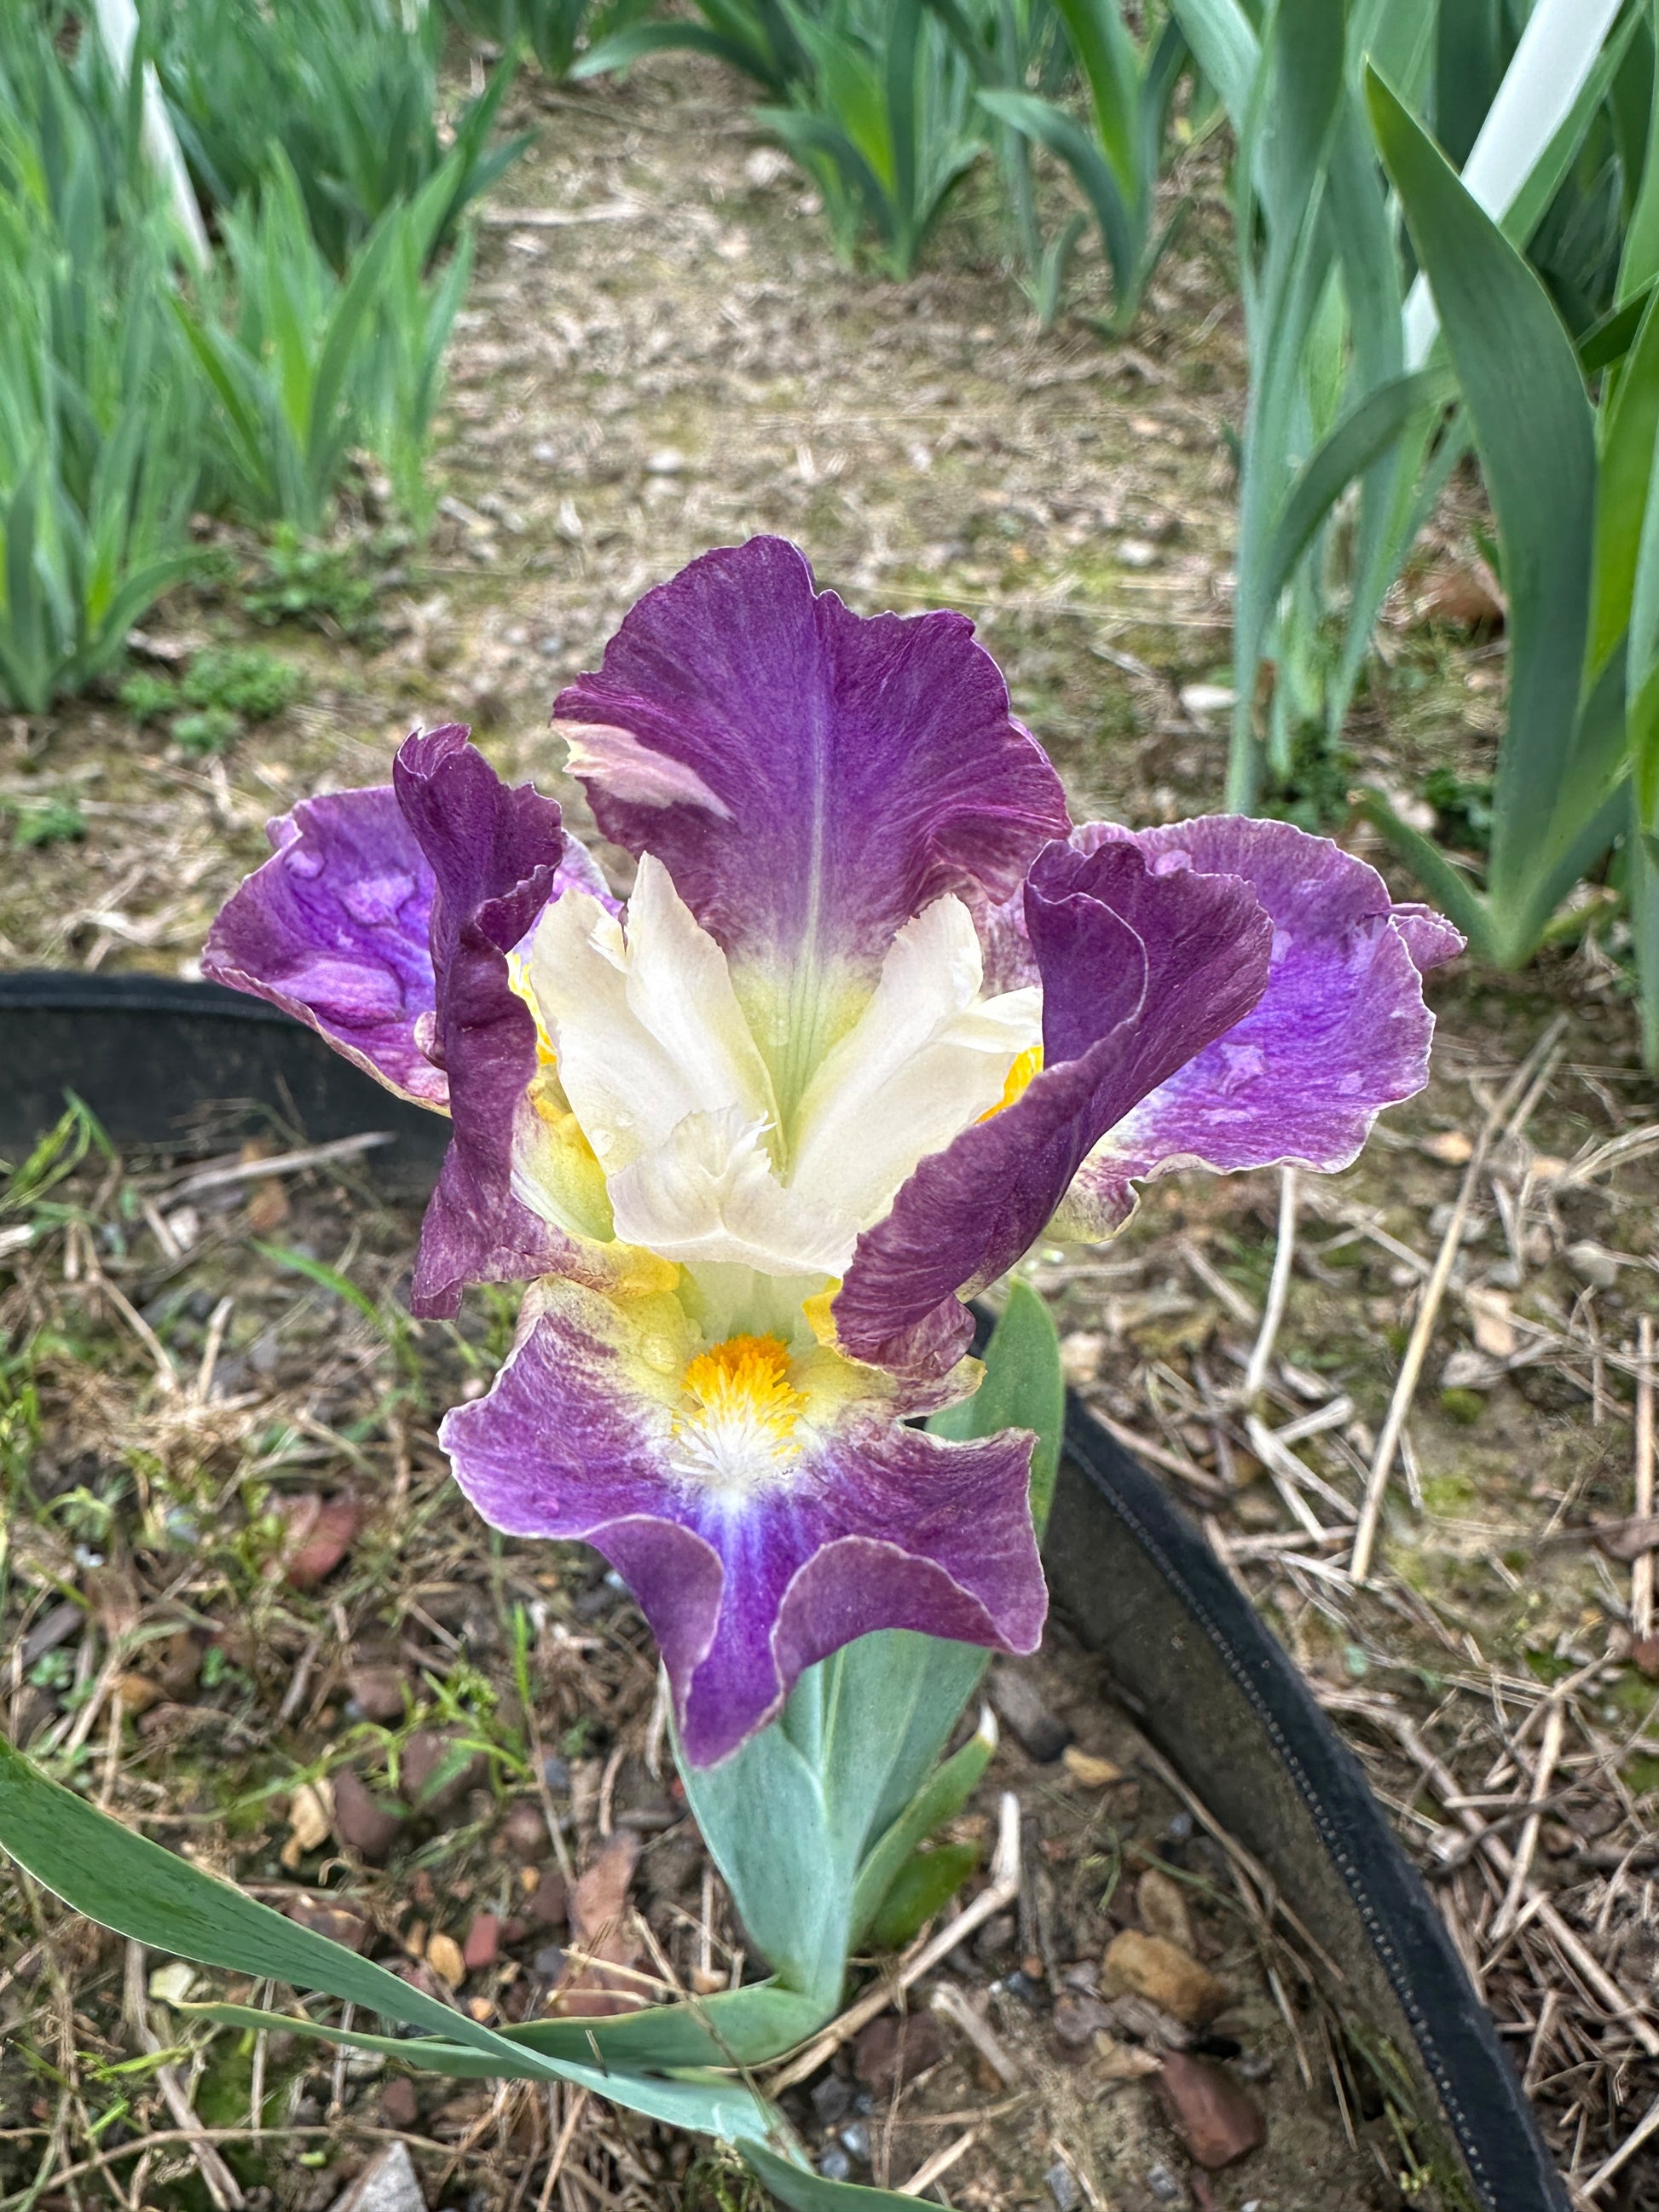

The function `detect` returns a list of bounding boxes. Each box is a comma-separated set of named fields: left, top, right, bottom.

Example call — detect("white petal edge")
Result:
left=526, top=857, right=776, bottom=1175
left=787, top=896, right=1042, bottom=1229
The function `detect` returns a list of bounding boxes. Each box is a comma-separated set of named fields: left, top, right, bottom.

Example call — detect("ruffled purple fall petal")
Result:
left=1055, top=818, right=1462, bottom=1238
left=553, top=537, right=1070, bottom=975
left=391, top=727, right=577, bottom=1316
left=834, top=840, right=1274, bottom=1373
left=441, top=1285, right=1047, bottom=1767
left=203, top=786, right=447, bottom=1109
left=1390, top=901, right=1466, bottom=974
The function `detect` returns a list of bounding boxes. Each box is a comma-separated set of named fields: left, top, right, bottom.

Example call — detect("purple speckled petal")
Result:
left=203, top=786, right=447, bottom=1109
left=1055, top=817, right=1460, bottom=1237
left=441, top=1284, right=1046, bottom=1767
left=834, top=840, right=1273, bottom=1374
left=391, top=727, right=575, bottom=1317
left=1389, top=900, right=1465, bottom=974
left=552, top=538, right=1070, bottom=975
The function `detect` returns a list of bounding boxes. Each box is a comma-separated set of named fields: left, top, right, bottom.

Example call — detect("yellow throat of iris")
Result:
left=982, top=1042, right=1042, bottom=1121
left=674, top=1332, right=807, bottom=1493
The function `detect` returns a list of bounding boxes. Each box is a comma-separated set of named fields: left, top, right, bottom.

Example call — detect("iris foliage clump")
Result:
left=0, top=0, right=522, bottom=711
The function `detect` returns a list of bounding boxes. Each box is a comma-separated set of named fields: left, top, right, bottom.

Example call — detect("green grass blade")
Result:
left=1628, top=793, right=1659, bottom=1068
left=1246, top=366, right=1456, bottom=674
left=1051, top=0, right=1144, bottom=207
left=978, top=89, right=1137, bottom=295
left=572, top=21, right=791, bottom=91
left=1167, top=0, right=1258, bottom=135
left=0, top=1736, right=797, bottom=2151
left=1369, top=67, right=1597, bottom=940
left=1592, top=287, right=1659, bottom=679
left=184, top=2007, right=523, bottom=2081
left=743, top=2140, right=936, bottom=2209
left=849, top=1709, right=995, bottom=1945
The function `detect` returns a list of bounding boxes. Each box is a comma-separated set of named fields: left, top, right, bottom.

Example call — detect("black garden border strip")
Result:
left=1044, top=1401, right=1567, bottom=2212
left=0, top=973, right=1566, bottom=2212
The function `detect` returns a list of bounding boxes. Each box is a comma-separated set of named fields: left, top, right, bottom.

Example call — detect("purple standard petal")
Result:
left=391, top=726, right=577, bottom=1316
left=203, top=785, right=447, bottom=1109
left=552, top=537, right=1070, bottom=975
left=1055, top=817, right=1462, bottom=1238
left=835, top=840, right=1274, bottom=1374
left=442, top=1285, right=1046, bottom=1767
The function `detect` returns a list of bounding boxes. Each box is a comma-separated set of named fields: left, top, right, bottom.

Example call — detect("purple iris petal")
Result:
left=441, top=1288, right=1047, bottom=1768
left=391, top=727, right=575, bottom=1317
left=834, top=840, right=1274, bottom=1374
left=553, top=537, right=1070, bottom=973
left=203, top=786, right=447, bottom=1109
left=1389, top=900, right=1466, bottom=974
left=1054, top=817, right=1463, bottom=1237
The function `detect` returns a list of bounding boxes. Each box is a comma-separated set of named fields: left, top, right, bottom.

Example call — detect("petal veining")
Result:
left=442, top=1276, right=1045, bottom=1765
left=203, top=785, right=445, bottom=1110
left=788, top=896, right=1042, bottom=1231
left=608, top=1106, right=851, bottom=1276
left=553, top=536, right=1070, bottom=988
left=527, top=855, right=777, bottom=1176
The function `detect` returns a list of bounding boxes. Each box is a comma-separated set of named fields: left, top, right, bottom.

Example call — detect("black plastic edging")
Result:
left=0, top=970, right=294, bottom=1021
left=1055, top=1397, right=1569, bottom=2212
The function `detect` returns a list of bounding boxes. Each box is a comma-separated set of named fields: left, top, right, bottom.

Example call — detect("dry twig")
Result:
left=1352, top=1019, right=1566, bottom=1580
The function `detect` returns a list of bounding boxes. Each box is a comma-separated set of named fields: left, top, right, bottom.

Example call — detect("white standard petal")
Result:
left=525, top=855, right=777, bottom=1174
left=786, top=895, right=1042, bottom=1229
left=609, top=1106, right=853, bottom=1275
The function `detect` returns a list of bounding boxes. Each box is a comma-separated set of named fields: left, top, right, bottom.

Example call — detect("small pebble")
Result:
left=818, top=2146, right=852, bottom=2183
left=1062, top=1745, right=1123, bottom=1788
left=1101, top=1931, right=1229, bottom=2026
left=1157, top=2049, right=1267, bottom=2169
left=811, top=2074, right=853, bottom=2128
left=1138, top=1868, right=1195, bottom=1955
left=838, top=2122, right=870, bottom=2162
left=1045, top=2161, right=1080, bottom=2211
left=1053, top=1992, right=1115, bottom=2047
left=499, top=1803, right=548, bottom=1859
left=853, top=2010, right=943, bottom=2092
left=402, top=1729, right=488, bottom=1813
left=989, top=1662, right=1072, bottom=1761
left=379, top=2077, right=419, bottom=2130
left=1145, top=2166, right=1183, bottom=2203
left=344, top=1665, right=408, bottom=1724
left=285, top=1896, right=369, bottom=1951
left=463, top=1913, right=500, bottom=1972
left=425, top=1932, right=465, bottom=1989
left=1567, top=1240, right=1620, bottom=1290
left=331, top=1771, right=403, bottom=1863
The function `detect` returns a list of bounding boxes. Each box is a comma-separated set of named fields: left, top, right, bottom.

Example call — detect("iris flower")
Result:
left=207, top=538, right=1459, bottom=1764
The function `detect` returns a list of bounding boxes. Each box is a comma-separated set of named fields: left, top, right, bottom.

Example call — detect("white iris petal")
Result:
left=524, top=865, right=1039, bottom=1279
left=788, top=898, right=1041, bottom=1231
left=609, top=1105, right=848, bottom=1273
left=527, top=855, right=776, bottom=1171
